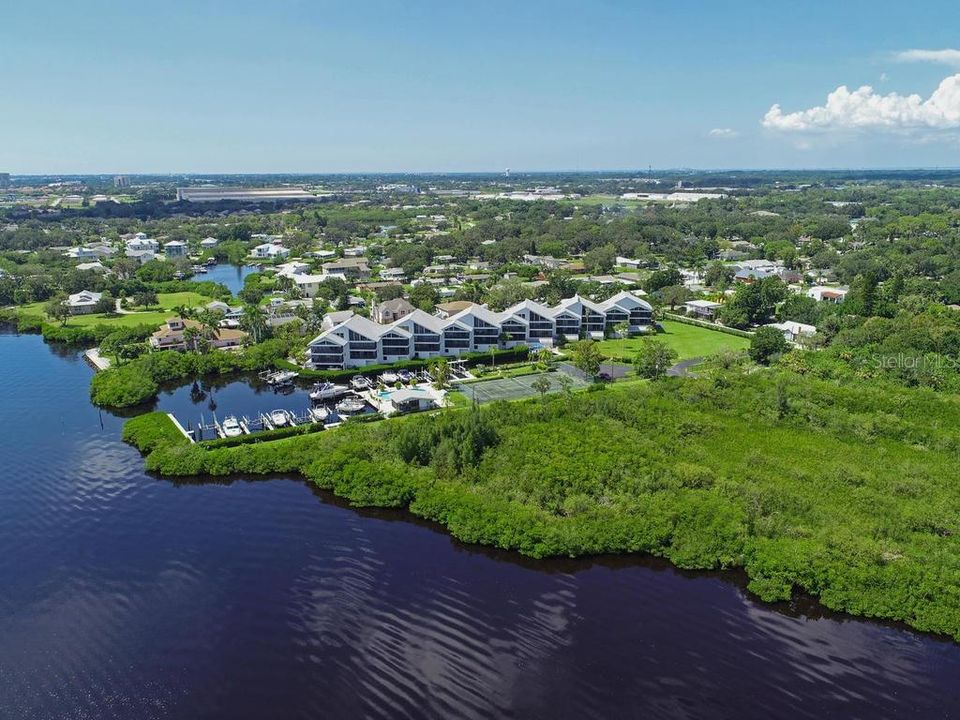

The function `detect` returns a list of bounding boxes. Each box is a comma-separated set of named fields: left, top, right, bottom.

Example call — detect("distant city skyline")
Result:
left=3, top=0, right=960, bottom=173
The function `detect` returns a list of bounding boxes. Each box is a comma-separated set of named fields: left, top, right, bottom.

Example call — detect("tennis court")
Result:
left=458, top=367, right=589, bottom=404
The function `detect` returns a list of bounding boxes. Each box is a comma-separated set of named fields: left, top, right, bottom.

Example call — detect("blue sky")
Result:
left=3, top=0, right=960, bottom=173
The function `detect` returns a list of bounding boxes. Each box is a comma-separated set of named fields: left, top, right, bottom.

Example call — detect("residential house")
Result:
left=806, top=285, right=848, bottom=303
left=434, top=300, right=477, bottom=319
left=65, top=244, right=113, bottom=260
left=684, top=299, right=723, bottom=320
left=251, top=243, right=290, bottom=260
left=371, top=298, right=415, bottom=324
left=766, top=321, right=817, bottom=343
left=149, top=318, right=248, bottom=351
left=321, top=257, right=370, bottom=280
left=380, top=267, right=407, bottom=282
left=125, top=249, right=157, bottom=265
left=200, top=237, right=219, bottom=249
left=163, top=241, right=188, bottom=258
left=126, top=235, right=160, bottom=253
left=66, top=290, right=103, bottom=315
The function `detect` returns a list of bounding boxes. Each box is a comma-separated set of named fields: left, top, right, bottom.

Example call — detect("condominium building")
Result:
left=307, top=291, right=652, bottom=370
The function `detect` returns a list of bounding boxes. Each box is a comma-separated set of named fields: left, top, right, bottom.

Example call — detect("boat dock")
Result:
left=192, top=407, right=325, bottom=440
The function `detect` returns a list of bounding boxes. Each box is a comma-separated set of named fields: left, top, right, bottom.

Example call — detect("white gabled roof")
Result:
left=392, top=308, right=445, bottom=334
left=339, top=313, right=407, bottom=340
left=447, top=303, right=502, bottom=328
left=599, top=290, right=653, bottom=312
left=308, top=331, right=347, bottom=347
left=503, top=298, right=554, bottom=321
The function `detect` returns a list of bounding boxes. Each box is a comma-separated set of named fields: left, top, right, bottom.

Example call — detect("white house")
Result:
left=767, top=321, right=817, bottom=343
left=125, top=249, right=157, bottom=265
left=684, top=299, right=723, bottom=320
left=380, top=267, right=407, bottom=282
left=275, top=260, right=312, bottom=278
left=65, top=245, right=113, bottom=260
left=200, top=237, right=219, bottom=249
left=251, top=243, right=290, bottom=260
left=806, top=285, right=848, bottom=303
left=164, top=240, right=188, bottom=258
left=66, top=290, right=103, bottom=315
left=126, top=236, right=160, bottom=253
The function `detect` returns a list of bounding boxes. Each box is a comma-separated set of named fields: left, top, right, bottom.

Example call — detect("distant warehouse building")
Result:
left=176, top=187, right=325, bottom=202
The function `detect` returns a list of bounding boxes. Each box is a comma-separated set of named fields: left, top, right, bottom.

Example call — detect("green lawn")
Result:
left=19, top=291, right=212, bottom=329
left=596, top=320, right=750, bottom=361
left=154, top=291, right=211, bottom=310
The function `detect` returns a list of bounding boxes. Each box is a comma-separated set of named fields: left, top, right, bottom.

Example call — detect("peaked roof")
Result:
left=391, top=308, right=445, bottom=334
left=375, top=297, right=415, bottom=313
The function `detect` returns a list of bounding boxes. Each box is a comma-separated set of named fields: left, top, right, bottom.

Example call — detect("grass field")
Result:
left=19, top=291, right=211, bottom=328
left=567, top=194, right=646, bottom=209
left=596, top=320, right=750, bottom=361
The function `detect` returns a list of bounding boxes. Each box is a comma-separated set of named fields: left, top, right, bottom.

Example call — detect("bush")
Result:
left=750, top=326, right=789, bottom=365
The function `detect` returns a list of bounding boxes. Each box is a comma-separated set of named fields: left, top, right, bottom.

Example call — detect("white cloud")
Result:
left=895, top=49, right=960, bottom=68
left=762, top=73, right=960, bottom=132
left=708, top=127, right=739, bottom=139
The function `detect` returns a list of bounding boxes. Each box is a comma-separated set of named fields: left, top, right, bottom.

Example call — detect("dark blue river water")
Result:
left=2, top=330, right=959, bottom=719
left=202, top=263, right=256, bottom=294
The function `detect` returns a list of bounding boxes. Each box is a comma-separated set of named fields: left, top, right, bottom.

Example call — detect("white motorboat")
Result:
left=270, top=409, right=288, bottom=427
left=221, top=416, right=243, bottom=437
left=381, top=371, right=399, bottom=385
left=350, top=375, right=372, bottom=391
left=335, top=397, right=366, bottom=415
left=397, top=370, right=414, bottom=383
left=309, top=406, right=329, bottom=423
left=310, top=382, right=350, bottom=401
left=265, top=369, right=299, bottom=386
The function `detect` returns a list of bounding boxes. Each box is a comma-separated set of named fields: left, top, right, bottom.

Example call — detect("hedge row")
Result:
left=663, top=312, right=754, bottom=337
left=200, top=421, right=326, bottom=449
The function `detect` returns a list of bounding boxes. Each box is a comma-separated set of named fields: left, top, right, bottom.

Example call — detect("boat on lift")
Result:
left=380, top=371, right=399, bottom=385
left=270, top=409, right=289, bottom=427
left=335, top=397, right=366, bottom=415
left=350, top=375, right=372, bottom=391
left=309, top=382, right=350, bottom=401
left=221, top=416, right=243, bottom=437
left=309, top=406, right=330, bottom=423
left=397, top=370, right=414, bottom=383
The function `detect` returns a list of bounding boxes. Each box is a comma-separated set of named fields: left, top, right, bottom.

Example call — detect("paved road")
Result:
left=667, top=357, right=703, bottom=377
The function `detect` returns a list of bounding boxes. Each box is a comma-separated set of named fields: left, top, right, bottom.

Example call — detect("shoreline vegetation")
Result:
left=124, top=367, right=960, bottom=642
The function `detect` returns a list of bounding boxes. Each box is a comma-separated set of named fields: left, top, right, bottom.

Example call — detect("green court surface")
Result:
left=458, top=367, right=589, bottom=404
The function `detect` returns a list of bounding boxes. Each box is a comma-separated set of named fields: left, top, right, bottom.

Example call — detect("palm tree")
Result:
left=429, top=359, right=451, bottom=390
left=535, top=347, right=553, bottom=372
left=241, top=304, right=268, bottom=344
left=182, top=325, right=202, bottom=352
